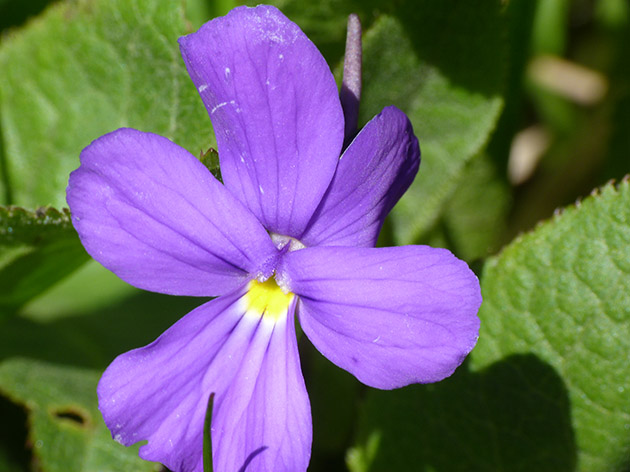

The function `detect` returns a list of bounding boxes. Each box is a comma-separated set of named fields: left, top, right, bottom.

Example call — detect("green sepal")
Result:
left=199, top=148, right=222, bottom=183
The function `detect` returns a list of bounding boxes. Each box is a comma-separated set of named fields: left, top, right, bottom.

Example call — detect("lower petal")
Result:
left=280, top=246, right=481, bottom=389
left=98, top=288, right=311, bottom=472
left=213, top=302, right=311, bottom=471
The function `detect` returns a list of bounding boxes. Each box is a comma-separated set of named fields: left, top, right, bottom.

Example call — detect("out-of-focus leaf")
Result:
left=19, top=259, right=135, bottom=322
left=359, top=1, right=505, bottom=244
left=531, top=0, right=571, bottom=56
left=0, top=0, right=211, bottom=208
left=185, top=0, right=237, bottom=30
left=485, top=0, right=538, bottom=172
left=0, top=358, right=160, bottom=472
left=0, top=206, right=88, bottom=315
left=350, top=180, right=630, bottom=472
left=0, top=0, right=55, bottom=32
left=0, top=393, right=29, bottom=472
left=601, top=9, right=630, bottom=181
left=428, top=152, right=511, bottom=262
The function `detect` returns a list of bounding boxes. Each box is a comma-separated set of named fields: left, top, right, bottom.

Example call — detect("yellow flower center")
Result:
left=245, top=277, right=294, bottom=321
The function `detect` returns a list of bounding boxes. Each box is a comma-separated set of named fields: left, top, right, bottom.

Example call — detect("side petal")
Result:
left=179, top=5, right=344, bottom=238
left=300, top=106, right=420, bottom=248
left=67, top=128, right=278, bottom=297
left=281, top=246, right=481, bottom=389
left=98, top=289, right=311, bottom=472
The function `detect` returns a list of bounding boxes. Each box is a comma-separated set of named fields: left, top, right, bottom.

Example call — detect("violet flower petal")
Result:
left=300, top=106, right=420, bottom=248
left=281, top=246, right=481, bottom=389
left=67, top=128, right=278, bottom=297
left=179, top=5, right=344, bottom=238
left=212, top=302, right=311, bottom=471
left=98, top=288, right=311, bottom=472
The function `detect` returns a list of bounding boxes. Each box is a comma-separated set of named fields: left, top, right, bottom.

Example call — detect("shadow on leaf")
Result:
left=352, top=353, right=576, bottom=472
left=393, top=0, right=505, bottom=100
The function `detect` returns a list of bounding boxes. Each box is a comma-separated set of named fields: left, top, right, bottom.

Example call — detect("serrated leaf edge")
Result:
left=487, top=176, right=630, bottom=267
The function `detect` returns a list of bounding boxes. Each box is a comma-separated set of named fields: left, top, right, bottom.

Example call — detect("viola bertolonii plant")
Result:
left=66, top=5, right=481, bottom=471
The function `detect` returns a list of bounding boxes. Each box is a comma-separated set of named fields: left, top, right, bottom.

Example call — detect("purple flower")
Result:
left=66, top=5, right=481, bottom=472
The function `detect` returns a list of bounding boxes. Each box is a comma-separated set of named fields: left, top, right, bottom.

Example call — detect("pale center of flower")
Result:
left=270, top=233, right=306, bottom=252
left=244, top=277, right=294, bottom=322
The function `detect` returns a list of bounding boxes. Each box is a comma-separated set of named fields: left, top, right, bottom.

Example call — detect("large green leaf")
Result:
left=0, top=0, right=211, bottom=208
left=359, top=1, right=505, bottom=244
left=0, top=206, right=88, bottom=314
left=0, top=358, right=160, bottom=472
left=348, top=355, right=576, bottom=472
left=350, top=180, right=630, bottom=471
left=472, top=180, right=630, bottom=471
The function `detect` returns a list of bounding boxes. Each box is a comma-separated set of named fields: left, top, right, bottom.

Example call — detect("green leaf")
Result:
left=472, top=179, right=630, bottom=472
left=19, top=259, right=136, bottom=322
left=359, top=1, right=505, bottom=244
left=0, top=0, right=212, bottom=208
left=0, top=206, right=89, bottom=314
left=531, top=0, right=571, bottom=56
left=350, top=180, right=630, bottom=471
left=427, top=152, right=511, bottom=262
left=185, top=0, right=237, bottom=30
left=0, top=358, right=160, bottom=472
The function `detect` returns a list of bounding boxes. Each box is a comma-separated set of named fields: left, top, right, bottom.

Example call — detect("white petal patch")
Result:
left=211, top=100, right=236, bottom=115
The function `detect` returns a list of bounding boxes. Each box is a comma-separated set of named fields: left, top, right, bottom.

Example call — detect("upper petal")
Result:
left=281, top=246, right=481, bottom=389
left=300, top=106, right=420, bottom=247
left=179, top=5, right=344, bottom=237
left=67, top=128, right=278, bottom=297
left=98, top=288, right=311, bottom=472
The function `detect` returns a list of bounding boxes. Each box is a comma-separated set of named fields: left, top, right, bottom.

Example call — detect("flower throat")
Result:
left=245, top=277, right=294, bottom=321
